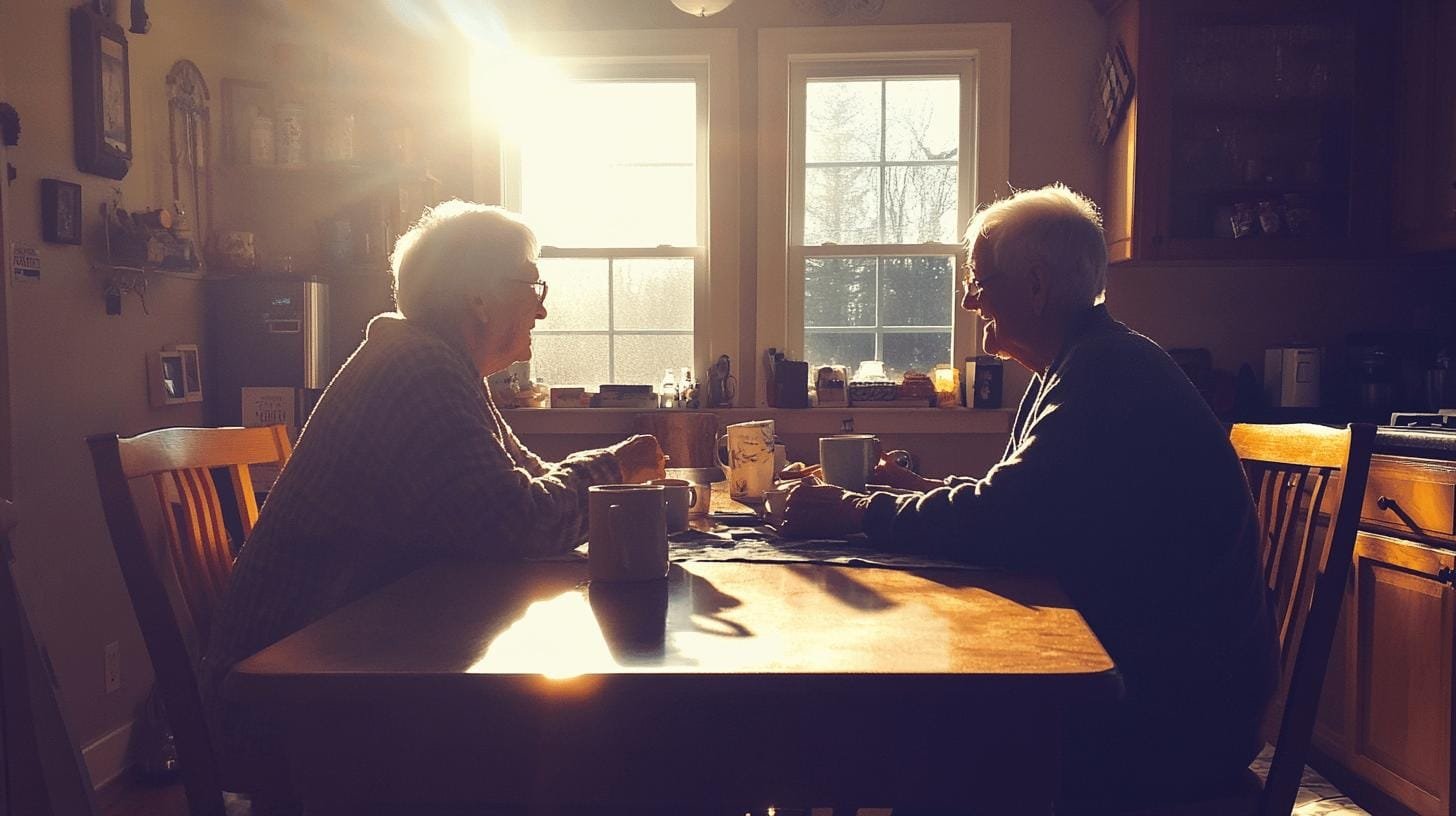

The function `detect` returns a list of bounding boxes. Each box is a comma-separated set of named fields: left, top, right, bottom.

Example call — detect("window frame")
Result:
left=503, top=65, right=706, bottom=387
left=475, top=29, right=741, bottom=388
left=758, top=24, right=1011, bottom=406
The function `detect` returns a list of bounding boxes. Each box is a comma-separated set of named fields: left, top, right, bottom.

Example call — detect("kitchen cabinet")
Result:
left=1392, top=0, right=1456, bottom=253
left=1101, top=0, right=1395, bottom=264
left=1314, top=452, right=1456, bottom=816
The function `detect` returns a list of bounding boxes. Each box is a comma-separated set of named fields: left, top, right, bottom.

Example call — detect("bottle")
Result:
left=659, top=369, right=678, bottom=409
left=679, top=369, right=699, bottom=409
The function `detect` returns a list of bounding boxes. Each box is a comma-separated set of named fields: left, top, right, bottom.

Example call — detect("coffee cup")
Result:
left=818, top=434, right=881, bottom=492
left=762, top=487, right=790, bottom=527
left=716, top=419, right=776, bottom=500
left=588, top=484, right=668, bottom=582
left=650, top=478, right=698, bottom=533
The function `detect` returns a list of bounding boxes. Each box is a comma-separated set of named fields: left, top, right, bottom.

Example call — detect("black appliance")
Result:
left=206, top=278, right=330, bottom=427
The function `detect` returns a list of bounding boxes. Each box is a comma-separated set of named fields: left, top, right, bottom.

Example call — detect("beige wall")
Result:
left=1, top=0, right=249, bottom=771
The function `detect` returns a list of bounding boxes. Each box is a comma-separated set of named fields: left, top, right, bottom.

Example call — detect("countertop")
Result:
left=1375, top=427, right=1456, bottom=460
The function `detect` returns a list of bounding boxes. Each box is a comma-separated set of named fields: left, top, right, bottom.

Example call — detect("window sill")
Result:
left=501, top=406, right=1014, bottom=436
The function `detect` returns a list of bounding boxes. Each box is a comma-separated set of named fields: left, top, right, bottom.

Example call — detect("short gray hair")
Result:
left=966, top=183, right=1107, bottom=313
left=391, top=201, right=539, bottom=331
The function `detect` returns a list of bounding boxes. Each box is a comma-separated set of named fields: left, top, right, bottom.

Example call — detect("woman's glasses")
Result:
left=511, top=278, right=548, bottom=305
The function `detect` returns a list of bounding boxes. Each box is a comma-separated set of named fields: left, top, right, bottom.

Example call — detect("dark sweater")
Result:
left=863, top=305, right=1278, bottom=798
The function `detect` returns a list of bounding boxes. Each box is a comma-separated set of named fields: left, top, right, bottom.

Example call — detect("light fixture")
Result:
left=669, top=0, right=735, bottom=17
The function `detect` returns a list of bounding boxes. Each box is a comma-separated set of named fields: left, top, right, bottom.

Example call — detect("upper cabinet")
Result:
left=1103, top=0, right=1395, bottom=264
left=1392, top=0, right=1456, bottom=254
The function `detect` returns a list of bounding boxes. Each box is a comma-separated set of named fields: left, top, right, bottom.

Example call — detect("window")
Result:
left=510, top=74, right=702, bottom=388
left=759, top=25, right=1011, bottom=395
left=798, top=73, right=962, bottom=379
left=485, top=30, right=741, bottom=393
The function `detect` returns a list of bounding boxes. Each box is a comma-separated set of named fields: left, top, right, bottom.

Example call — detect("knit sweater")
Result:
left=200, top=314, right=622, bottom=766
left=863, top=305, right=1278, bottom=797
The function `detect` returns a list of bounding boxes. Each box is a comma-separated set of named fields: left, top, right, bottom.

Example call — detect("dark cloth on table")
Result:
left=862, top=304, right=1278, bottom=807
left=200, top=314, right=622, bottom=781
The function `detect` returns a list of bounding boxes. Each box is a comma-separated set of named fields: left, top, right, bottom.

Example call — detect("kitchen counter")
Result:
left=1374, top=426, right=1456, bottom=460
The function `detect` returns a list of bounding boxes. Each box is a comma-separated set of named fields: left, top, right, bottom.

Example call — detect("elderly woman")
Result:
left=201, top=201, right=664, bottom=777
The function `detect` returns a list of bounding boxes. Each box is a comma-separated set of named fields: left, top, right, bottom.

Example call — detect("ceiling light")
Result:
left=670, top=0, right=735, bottom=17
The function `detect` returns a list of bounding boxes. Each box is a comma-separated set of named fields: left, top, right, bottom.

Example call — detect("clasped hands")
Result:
left=778, top=449, right=934, bottom=539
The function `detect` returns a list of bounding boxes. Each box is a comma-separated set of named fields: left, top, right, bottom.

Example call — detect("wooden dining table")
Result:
left=227, top=544, right=1120, bottom=815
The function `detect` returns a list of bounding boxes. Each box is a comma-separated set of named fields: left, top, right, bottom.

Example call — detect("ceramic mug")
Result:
left=588, top=485, right=668, bottom=582
left=819, top=434, right=881, bottom=492
left=715, top=420, right=776, bottom=500
left=650, top=478, right=698, bottom=533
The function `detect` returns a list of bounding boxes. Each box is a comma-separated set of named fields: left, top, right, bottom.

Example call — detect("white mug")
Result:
left=716, top=420, right=776, bottom=500
left=819, top=434, right=881, bottom=492
left=588, top=485, right=668, bottom=582
left=650, top=478, right=698, bottom=533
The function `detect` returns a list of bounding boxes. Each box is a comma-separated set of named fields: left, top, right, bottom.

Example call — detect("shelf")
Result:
left=216, top=161, right=433, bottom=183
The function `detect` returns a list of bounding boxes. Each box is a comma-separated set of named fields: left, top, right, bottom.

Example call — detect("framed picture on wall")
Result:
left=40, top=179, right=82, bottom=245
left=171, top=344, right=204, bottom=402
left=70, top=6, right=132, bottom=179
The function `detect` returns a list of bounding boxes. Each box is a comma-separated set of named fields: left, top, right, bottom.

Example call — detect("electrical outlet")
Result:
left=104, top=641, right=121, bottom=694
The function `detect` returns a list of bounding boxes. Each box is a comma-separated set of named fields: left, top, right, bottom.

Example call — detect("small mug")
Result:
left=819, top=434, right=881, bottom=492
left=650, top=478, right=698, bottom=533
left=588, top=484, right=668, bottom=582
left=762, top=487, right=790, bottom=527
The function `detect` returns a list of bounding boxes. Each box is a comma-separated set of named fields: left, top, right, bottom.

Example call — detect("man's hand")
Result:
left=779, top=475, right=871, bottom=539
left=611, top=434, right=667, bottom=483
left=871, top=449, right=941, bottom=492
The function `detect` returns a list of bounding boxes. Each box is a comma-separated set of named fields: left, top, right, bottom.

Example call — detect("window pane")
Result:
left=879, top=256, right=953, bottom=327
left=613, top=258, right=694, bottom=331
left=520, top=79, right=697, bottom=247
left=804, top=257, right=876, bottom=328
left=884, top=165, right=959, bottom=243
left=885, top=78, right=959, bottom=162
left=804, top=166, right=880, bottom=245
left=613, top=333, right=693, bottom=387
left=537, top=258, right=609, bottom=332
left=883, top=332, right=952, bottom=378
left=805, top=332, right=875, bottom=372
left=530, top=334, right=610, bottom=387
left=805, top=80, right=881, bottom=163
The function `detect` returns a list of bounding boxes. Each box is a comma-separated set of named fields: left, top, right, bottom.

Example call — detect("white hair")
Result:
left=391, top=200, right=539, bottom=332
left=966, top=183, right=1108, bottom=313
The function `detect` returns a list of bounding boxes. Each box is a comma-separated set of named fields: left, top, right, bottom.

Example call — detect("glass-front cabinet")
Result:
left=1103, top=0, right=1393, bottom=263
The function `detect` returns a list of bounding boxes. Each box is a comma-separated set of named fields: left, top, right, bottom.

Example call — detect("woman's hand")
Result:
left=611, top=434, right=667, bottom=483
left=871, top=449, right=941, bottom=492
left=779, top=475, right=871, bottom=539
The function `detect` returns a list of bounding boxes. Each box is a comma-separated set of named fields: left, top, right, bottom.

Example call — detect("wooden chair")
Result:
left=88, top=426, right=292, bottom=816
left=1120, top=422, right=1376, bottom=816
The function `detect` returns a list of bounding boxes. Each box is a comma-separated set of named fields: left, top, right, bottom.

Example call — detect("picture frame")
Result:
left=1091, top=40, right=1135, bottom=147
left=40, top=179, right=83, bottom=245
left=147, top=349, right=188, bottom=407
left=173, top=343, right=204, bottom=402
left=221, top=78, right=273, bottom=164
left=70, top=6, right=132, bottom=179
left=148, top=344, right=204, bottom=406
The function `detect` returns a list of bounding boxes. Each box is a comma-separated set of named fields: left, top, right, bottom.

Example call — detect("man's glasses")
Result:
left=511, top=278, right=548, bottom=305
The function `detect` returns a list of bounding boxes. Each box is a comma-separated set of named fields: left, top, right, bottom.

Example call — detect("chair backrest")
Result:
left=88, top=425, right=291, bottom=816
left=1230, top=422, right=1374, bottom=816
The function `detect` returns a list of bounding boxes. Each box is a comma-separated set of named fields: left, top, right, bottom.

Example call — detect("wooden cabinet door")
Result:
left=1349, top=532, right=1455, bottom=816
left=1392, top=0, right=1456, bottom=252
left=1313, top=563, right=1355, bottom=762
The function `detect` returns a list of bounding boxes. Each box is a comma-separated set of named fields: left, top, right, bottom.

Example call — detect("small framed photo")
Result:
left=222, top=78, right=273, bottom=164
left=171, top=343, right=204, bottom=402
left=40, top=179, right=83, bottom=245
left=148, top=349, right=188, bottom=407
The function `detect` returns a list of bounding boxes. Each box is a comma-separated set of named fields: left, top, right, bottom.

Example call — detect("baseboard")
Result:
left=82, top=719, right=133, bottom=790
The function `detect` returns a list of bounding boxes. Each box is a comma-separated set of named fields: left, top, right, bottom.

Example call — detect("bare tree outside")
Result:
left=802, top=76, right=960, bottom=379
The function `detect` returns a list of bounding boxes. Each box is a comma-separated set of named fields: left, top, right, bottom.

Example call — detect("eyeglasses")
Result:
left=959, top=261, right=990, bottom=297
left=510, top=278, right=548, bottom=305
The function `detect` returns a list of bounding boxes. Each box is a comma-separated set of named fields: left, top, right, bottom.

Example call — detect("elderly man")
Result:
left=782, top=184, right=1277, bottom=809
